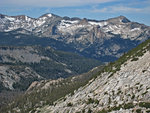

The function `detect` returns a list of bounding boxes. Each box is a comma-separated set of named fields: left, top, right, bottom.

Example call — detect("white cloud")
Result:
left=0, top=0, right=117, bottom=7
left=91, top=5, right=150, bottom=13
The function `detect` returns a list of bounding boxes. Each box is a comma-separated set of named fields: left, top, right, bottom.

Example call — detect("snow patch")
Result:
left=47, top=14, right=52, bottom=17
left=58, top=19, right=82, bottom=34
left=35, top=20, right=46, bottom=27
left=25, top=16, right=32, bottom=22
left=58, top=19, right=79, bottom=29
left=5, top=16, right=15, bottom=21
left=88, top=21, right=107, bottom=27
left=131, top=28, right=140, bottom=31
left=65, top=69, right=72, bottom=73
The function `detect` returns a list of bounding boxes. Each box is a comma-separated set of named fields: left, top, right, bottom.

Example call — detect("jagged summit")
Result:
left=0, top=14, right=6, bottom=18
left=79, top=18, right=89, bottom=24
left=12, top=15, right=27, bottom=20
left=63, top=16, right=81, bottom=21
left=117, top=15, right=131, bottom=23
left=0, top=13, right=150, bottom=62
left=0, top=13, right=55, bottom=21
left=0, top=14, right=35, bottom=20
left=116, top=15, right=129, bottom=20
left=107, top=15, right=131, bottom=23
left=39, top=13, right=53, bottom=18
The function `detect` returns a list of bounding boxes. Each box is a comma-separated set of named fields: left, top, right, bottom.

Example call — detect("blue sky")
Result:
left=0, top=0, right=150, bottom=26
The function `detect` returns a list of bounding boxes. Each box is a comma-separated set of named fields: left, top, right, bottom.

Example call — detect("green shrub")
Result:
left=131, top=57, right=139, bottom=61
left=146, top=110, right=150, bottom=113
left=86, top=98, right=99, bottom=105
left=94, top=99, right=99, bottom=104
left=87, top=108, right=92, bottom=113
left=82, top=109, right=85, bottom=113
left=87, top=98, right=95, bottom=104
left=104, top=91, right=108, bottom=95
left=142, top=70, right=146, bottom=73
left=123, top=103, right=134, bottom=109
left=98, top=109, right=107, bottom=113
left=117, top=89, right=122, bottom=95
left=139, top=102, right=150, bottom=108
left=131, top=95, right=135, bottom=99
left=136, top=109, right=141, bottom=113
left=67, top=102, right=73, bottom=107
left=142, top=91, right=148, bottom=95
left=108, top=105, right=122, bottom=112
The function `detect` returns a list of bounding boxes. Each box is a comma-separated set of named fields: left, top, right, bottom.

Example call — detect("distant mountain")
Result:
left=0, top=46, right=101, bottom=92
left=0, top=14, right=150, bottom=62
left=4, top=34, right=150, bottom=113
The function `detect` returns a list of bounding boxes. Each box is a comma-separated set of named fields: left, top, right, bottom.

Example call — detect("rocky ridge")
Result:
left=0, top=46, right=101, bottom=91
left=1, top=32, right=150, bottom=113
left=1, top=14, right=150, bottom=62
left=35, top=38, right=150, bottom=113
left=0, top=65, right=103, bottom=113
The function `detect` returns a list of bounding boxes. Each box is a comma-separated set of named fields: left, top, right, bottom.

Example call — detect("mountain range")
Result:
left=1, top=13, right=150, bottom=62
left=2, top=29, right=150, bottom=113
left=0, top=13, right=150, bottom=113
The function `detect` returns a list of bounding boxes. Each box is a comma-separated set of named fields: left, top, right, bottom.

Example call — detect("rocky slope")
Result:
left=3, top=34, right=150, bottom=113
left=38, top=38, right=150, bottom=113
left=1, top=14, right=150, bottom=62
left=0, top=46, right=101, bottom=92
left=0, top=65, right=103, bottom=113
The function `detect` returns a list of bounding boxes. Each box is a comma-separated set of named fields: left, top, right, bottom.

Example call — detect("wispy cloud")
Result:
left=91, top=5, right=150, bottom=13
left=90, top=0, right=150, bottom=14
left=0, top=0, right=117, bottom=7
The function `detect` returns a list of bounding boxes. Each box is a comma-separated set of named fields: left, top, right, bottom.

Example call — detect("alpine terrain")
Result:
left=0, top=14, right=150, bottom=62
left=1, top=28, right=150, bottom=113
left=0, top=45, right=101, bottom=108
left=0, top=13, right=150, bottom=113
left=0, top=46, right=101, bottom=91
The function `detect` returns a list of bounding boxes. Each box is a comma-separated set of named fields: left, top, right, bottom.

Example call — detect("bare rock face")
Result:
left=78, top=18, right=88, bottom=25
left=37, top=40, right=150, bottom=113
left=12, top=15, right=27, bottom=20
left=2, top=38, right=150, bottom=113
left=0, top=46, right=101, bottom=92
left=0, top=46, right=49, bottom=63
left=0, top=14, right=150, bottom=62
left=0, top=65, right=41, bottom=90
left=27, top=78, right=64, bottom=92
